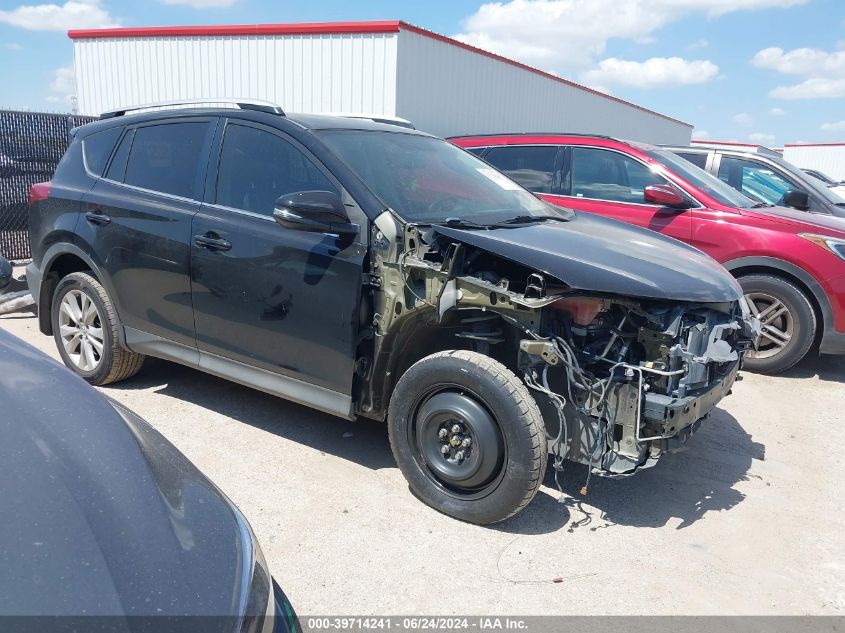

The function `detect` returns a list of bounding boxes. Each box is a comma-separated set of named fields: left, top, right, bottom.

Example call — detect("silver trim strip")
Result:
left=124, top=326, right=354, bottom=419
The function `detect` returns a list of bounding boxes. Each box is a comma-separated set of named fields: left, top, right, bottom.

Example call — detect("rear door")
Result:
left=547, top=145, right=692, bottom=242
left=480, top=145, right=564, bottom=195
left=78, top=117, right=216, bottom=347
left=190, top=119, right=366, bottom=400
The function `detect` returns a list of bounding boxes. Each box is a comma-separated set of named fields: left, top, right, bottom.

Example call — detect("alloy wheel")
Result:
left=58, top=289, right=104, bottom=372
left=745, top=291, right=794, bottom=360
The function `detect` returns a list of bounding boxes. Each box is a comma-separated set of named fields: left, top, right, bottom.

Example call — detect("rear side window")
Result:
left=465, top=147, right=487, bottom=157
left=124, top=122, right=208, bottom=198
left=105, top=129, right=133, bottom=182
left=571, top=147, right=667, bottom=203
left=215, top=124, right=337, bottom=216
left=483, top=145, right=560, bottom=193
left=82, top=127, right=122, bottom=176
left=674, top=151, right=708, bottom=170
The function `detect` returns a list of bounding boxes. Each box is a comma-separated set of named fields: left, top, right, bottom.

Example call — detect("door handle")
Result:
left=193, top=234, right=232, bottom=251
left=85, top=211, right=111, bottom=226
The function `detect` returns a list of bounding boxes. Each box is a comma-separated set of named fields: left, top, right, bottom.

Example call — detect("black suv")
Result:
left=28, top=100, right=756, bottom=524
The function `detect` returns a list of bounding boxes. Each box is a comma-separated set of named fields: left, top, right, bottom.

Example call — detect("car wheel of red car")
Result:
left=739, top=274, right=816, bottom=374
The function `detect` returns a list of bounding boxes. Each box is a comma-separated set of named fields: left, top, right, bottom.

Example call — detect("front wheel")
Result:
left=387, top=350, right=547, bottom=524
left=739, top=274, right=816, bottom=374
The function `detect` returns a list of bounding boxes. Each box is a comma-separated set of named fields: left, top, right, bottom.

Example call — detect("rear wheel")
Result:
left=739, top=274, right=816, bottom=374
left=388, top=350, right=547, bottom=524
left=51, top=272, right=144, bottom=385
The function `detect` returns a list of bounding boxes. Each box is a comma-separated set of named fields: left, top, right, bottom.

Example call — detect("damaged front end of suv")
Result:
left=357, top=208, right=758, bottom=521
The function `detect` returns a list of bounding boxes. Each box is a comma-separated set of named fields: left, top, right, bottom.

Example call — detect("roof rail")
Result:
left=100, top=98, right=285, bottom=119
left=329, top=112, right=415, bottom=129
left=446, top=132, right=617, bottom=141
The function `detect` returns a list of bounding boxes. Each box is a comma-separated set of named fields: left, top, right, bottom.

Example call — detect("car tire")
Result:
left=51, top=272, right=144, bottom=385
left=738, top=274, right=816, bottom=374
left=387, top=350, right=547, bottom=524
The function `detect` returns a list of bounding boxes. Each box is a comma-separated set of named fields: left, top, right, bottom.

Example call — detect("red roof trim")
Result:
left=783, top=142, right=845, bottom=147
left=67, top=19, right=691, bottom=128
left=68, top=20, right=402, bottom=39
left=691, top=140, right=760, bottom=147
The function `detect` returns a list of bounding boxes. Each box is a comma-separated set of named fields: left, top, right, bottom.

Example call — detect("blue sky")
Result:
left=0, top=0, right=843, bottom=145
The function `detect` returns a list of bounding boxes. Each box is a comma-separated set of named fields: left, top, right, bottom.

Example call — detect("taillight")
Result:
left=28, top=181, right=51, bottom=208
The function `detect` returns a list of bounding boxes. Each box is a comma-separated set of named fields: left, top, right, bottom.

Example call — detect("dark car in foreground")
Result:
left=27, top=100, right=755, bottom=524
left=0, top=328, right=297, bottom=631
left=452, top=133, right=845, bottom=374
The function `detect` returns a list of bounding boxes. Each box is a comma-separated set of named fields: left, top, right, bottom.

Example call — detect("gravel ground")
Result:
left=2, top=308, right=843, bottom=616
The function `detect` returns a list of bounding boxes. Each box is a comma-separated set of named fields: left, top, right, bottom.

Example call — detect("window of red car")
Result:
left=570, top=147, right=668, bottom=204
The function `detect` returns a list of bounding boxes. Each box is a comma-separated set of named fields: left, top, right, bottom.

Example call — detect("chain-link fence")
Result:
left=0, top=110, right=96, bottom=261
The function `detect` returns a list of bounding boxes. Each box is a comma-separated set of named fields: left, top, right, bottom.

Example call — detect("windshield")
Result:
left=648, top=148, right=757, bottom=208
left=767, top=154, right=845, bottom=205
left=316, top=130, right=566, bottom=224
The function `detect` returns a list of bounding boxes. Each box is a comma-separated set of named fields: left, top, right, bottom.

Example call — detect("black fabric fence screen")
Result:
left=0, top=110, right=96, bottom=261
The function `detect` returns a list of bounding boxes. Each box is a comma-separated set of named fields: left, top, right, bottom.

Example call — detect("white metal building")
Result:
left=68, top=20, right=693, bottom=143
left=781, top=143, right=845, bottom=181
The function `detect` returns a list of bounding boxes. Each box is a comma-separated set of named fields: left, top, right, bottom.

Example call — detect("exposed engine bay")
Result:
left=359, top=213, right=760, bottom=481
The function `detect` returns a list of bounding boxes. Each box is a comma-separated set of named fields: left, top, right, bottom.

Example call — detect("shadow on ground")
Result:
left=783, top=352, right=845, bottom=383
left=517, top=408, right=764, bottom=534
left=109, top=358, right=395, bottom=471
left=113, top=359, right=764, bottom=535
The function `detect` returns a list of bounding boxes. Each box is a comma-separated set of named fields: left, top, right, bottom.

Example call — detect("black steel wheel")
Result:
left=388, top=350, right=547, bottom=524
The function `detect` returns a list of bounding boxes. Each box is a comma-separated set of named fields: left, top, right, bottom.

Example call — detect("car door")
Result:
left=714, top=154, right=828, bottom=214
left=78, top=118, right=216, bottom=348
left=480, top=145, right=564, bottom=196
left=545, top=146, right=692, bottom=242
left=190, top=119, right=366, bottom=404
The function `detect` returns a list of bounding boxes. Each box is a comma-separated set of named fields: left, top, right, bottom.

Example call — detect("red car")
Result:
left=451, top=133, right=845, bottom=373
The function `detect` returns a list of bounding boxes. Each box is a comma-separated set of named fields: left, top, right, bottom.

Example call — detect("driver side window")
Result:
left=215, top=124, right=338, bottom=216
left=570, top=147, right=667, bottom=203
left=717, top=156, right=796, bottom=206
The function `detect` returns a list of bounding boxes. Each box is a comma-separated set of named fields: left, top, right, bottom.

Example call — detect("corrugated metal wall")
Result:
left=394, top=29, right=691, bottom=143
left=71, top=26, right=690, bottom=144
left=782, top=145, right=845, bottom=181
left=73, top=33, right=398, bottom=117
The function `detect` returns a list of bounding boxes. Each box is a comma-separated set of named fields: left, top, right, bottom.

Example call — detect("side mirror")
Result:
left=644, top=184, right=688, bottom=209
left=273, top=190, right=358, bottom=235
left=0, top=257, right=12, bottom=292
left=781, top=189, right=810, bottom=211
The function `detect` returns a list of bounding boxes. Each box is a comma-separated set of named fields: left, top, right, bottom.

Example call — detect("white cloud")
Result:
left=687, top=38, right=708, bottom=50
left=691, top=129, right=710, bottom=139
left=769, top=77, right=845, bottom=99
left=821, top=120, right=845, bottom=132
left=752, top=46, right=845, bottom=99
left=748, top=132, right=776, bottom=144
left=454, top=0, right=808, bottom=73
left=768, top=107, right=786, bottom=116
left=732, top=112, right=754, bottom=126
left=581, top=56, right=719, bottom=88
left=6, top=42, right=23, bottom=50
left=159, top=0, right=236, bottom=7
left=752, top=46, right=845, bottom=76
left=0, top=0, right=118, bottom=31
left=48, top=64, right=75, bottom=105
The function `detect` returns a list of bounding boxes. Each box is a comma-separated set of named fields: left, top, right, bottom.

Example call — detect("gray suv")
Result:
left=665, top=143, right=845, bottom=217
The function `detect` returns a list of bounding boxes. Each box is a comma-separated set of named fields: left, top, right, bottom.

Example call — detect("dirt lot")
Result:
left=2, top=309, right=843, bottom=616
